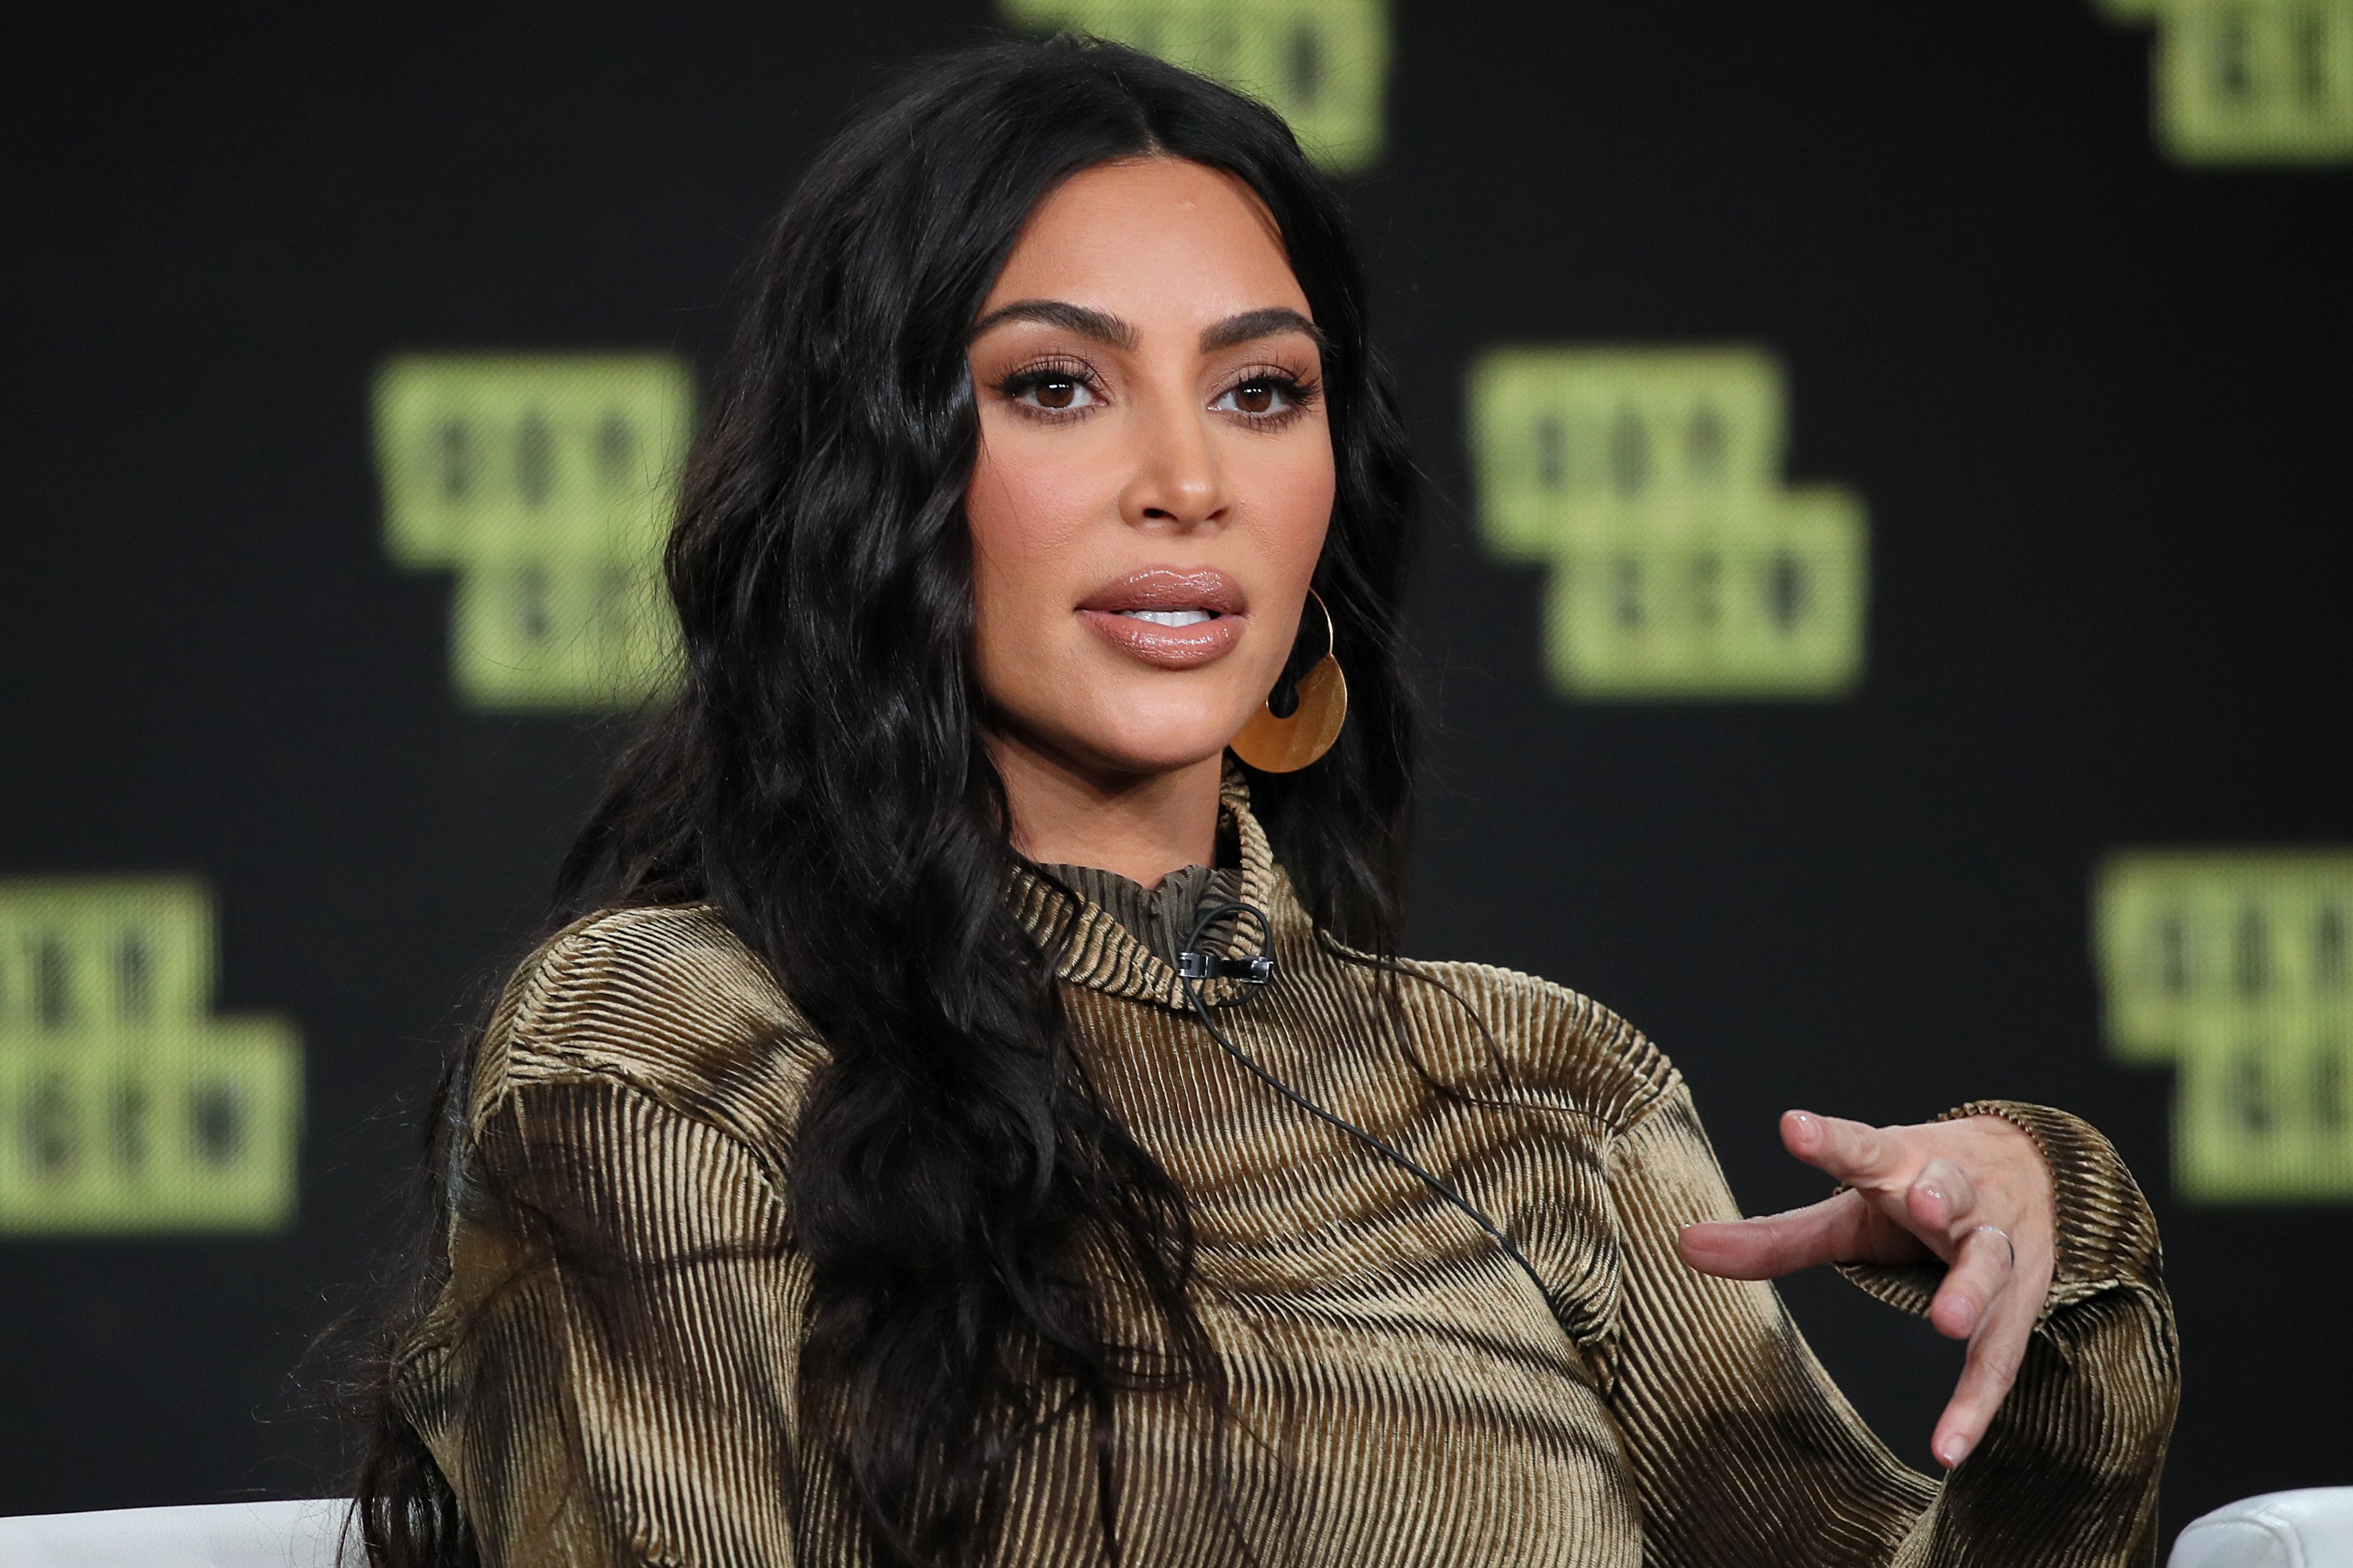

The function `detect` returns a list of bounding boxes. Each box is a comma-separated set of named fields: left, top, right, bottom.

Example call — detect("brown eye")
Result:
left=1214, top=377, right=1299, bottom=418
left=1008, top=371, right=1100, bottom=414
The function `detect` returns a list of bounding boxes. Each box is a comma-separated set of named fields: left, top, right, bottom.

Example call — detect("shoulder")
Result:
left=1384, top=950, right=1681, bottom=1136
left=471, top=903, right=826, bottom=1161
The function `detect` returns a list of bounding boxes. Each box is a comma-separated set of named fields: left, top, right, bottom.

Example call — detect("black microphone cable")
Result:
left=1175, top=898, right=1554, bottom=1307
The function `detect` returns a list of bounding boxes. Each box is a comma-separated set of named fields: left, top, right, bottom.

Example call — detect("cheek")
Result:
left=1286, top=445, right=1339, bottom=573
left=963, top=451, right=1030, bottom=690
left=1242, top=424, right=1339, bottom=598
left=967, top=424, right=1042, bottom=574
left=963, top=424, right=1092, bottom=692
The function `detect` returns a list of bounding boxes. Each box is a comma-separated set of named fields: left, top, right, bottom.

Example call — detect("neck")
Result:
left=988, top=732, right=1224, bottom=888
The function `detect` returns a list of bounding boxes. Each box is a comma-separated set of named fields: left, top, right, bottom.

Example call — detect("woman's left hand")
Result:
left=1676, top=1110, right=2057, bottom=1469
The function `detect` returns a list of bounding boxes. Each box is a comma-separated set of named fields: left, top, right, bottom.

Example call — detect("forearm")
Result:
left=1839, top=1103, right=2179, bottom=1566
left=1604, top=1091, right=1933, bottom=1565
left=1606, top=1091, right=2176, bottom=1565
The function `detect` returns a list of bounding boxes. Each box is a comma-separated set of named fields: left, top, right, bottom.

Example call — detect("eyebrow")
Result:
left=1198, top=306, right=1325, bottom=355
left=967, top=299, right=1138, bottom=349
left=966, top=299, right=1327, bottom=357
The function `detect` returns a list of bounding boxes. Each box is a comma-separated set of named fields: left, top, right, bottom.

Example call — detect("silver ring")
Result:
left=1972, top=1224, right=2016, bottom=1271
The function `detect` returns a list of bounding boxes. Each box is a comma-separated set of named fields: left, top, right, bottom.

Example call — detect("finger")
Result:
left=1927, top=1222, right=2014, bottom=1340
left=1679, top=1191, right=1900, bottom=1280
left=1904, top=1158, right=1980, bottom=1240
left=1930, top=1286, right=2033, bottom=1467
left=1782, top=1111, right=1914, bottom=1190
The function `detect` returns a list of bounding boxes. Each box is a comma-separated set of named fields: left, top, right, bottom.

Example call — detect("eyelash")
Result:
left=1215, top=368, right=1321, bottom=428
left=991, top=359, right=1323, bottom=428
left=994, top=358, right=1105, bottom=423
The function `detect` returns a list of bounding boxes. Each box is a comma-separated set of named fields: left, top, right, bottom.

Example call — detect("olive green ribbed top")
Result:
left=1034, top=862, right=1239, bottom=971
left=396, top=778, right=2178, bottom=1566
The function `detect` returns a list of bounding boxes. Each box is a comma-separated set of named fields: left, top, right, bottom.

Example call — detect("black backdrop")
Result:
left=4, top=0, right=2348, bottom=1542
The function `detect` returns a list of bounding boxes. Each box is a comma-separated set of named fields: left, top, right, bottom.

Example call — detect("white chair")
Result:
left=0, top=1500, right=352, bottom=1568
left=2173, top=1489, right=2353, bottom=1568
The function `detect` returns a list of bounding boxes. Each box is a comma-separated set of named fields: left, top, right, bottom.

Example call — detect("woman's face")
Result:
left=965, top=156, right=1335, bottom=784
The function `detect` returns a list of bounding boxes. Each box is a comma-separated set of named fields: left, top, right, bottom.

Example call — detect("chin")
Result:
left=1088, top=730, right=1237, bottom=778
left=1068, top=704, right=1249, bottom=779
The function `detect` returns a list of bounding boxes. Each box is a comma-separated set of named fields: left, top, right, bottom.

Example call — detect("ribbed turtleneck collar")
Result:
left=1031, top=862, right=1243, bottom=970
left=1008, top=766, right=1290, bottom=1011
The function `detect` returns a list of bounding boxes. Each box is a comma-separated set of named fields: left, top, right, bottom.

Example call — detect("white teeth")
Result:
left=1119, top=608, right=1214, bottom=627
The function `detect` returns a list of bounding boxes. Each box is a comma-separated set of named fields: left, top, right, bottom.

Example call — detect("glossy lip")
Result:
left=1076, top=567, right=1249, bottom=670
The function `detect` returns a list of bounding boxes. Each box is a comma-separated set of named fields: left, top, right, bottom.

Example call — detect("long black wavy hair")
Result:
left=354, top=34, right=1420, bottom=1568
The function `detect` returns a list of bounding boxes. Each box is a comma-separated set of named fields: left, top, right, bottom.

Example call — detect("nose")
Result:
left=1118, top=387, right=1231, bottom=533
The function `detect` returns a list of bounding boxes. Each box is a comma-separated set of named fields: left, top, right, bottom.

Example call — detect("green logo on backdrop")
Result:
left=1466, top=348, right=1869, bottom=700
left=375, top=355, right=693, bottom=712
left=2099, top=0, right=2353, bottom=163
left=0, top=880, right=301, bottom=1234
left=2096, top=851, right=2353, bottom=1201
left=1000, top=0, right=1390, bottom=171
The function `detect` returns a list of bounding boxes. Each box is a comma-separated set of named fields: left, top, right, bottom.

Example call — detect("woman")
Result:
left=361, top=36, right=2177, bottom=1568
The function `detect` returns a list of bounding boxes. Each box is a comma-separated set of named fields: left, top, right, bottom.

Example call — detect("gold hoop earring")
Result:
left=1230, top=590, right=1348, bottom=774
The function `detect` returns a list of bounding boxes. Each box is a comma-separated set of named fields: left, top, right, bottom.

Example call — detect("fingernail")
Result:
left=1938, top=1434, right=1971, bottom=1467
left=1916, top=1181, right=1945, bottom=1209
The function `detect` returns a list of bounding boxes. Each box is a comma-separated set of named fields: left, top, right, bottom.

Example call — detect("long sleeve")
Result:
left=1598, top=1085, right=2178, bottom=1567
left=396, top=1072, right=810, bottom=1568
left=384, top=870, right=2180, bottom=1567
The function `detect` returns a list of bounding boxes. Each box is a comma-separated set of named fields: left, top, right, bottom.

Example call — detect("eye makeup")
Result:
left=1211, top=365, right=1321, bottom=428
left=985, top=355, right=1323, bottom=429
left=992, top=356, right=1107, bottom=421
